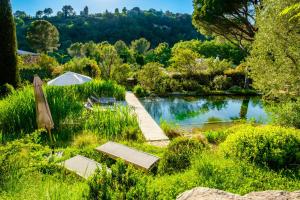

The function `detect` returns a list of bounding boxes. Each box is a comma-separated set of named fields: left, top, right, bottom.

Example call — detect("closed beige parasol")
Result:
left=33, top=75, right=54, bottom=142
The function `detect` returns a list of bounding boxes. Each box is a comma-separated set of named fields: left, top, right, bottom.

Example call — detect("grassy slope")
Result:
left=0, top=83, right=299, bottom=199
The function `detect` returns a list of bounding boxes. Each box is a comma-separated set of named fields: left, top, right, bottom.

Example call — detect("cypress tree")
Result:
left=0, top=0, right=19, bottom=87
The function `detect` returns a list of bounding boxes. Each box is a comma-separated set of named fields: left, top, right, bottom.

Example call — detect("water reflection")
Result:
left=140, top=96, right=269, bottom=129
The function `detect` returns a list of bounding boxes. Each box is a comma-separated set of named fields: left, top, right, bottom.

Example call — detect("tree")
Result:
left=115, top=8, right=120, bottom=15
left=152, top=42, right=171, bottom=67
left=62, top=5, right=75, bottom=18
left=97, top=44, right=122, bottom=80
left=36, top=10, right=44, bottom=18
left=0, top=0, right=19, bottom=87
left=67, top=42, right=84, bottom=57
left=114, top=40, right=132, bottom=63
left=111, top=63, right=131, bottom=85
left=122, top=7, right=127, bottom=15
left=138, top=62, right=166, bottom=93
left=80, top=6, right=89, bottom=16
left=56, top=11, right=64, bottom=18
left=170, top=48, right=201, bottom=75
left=44, top=8, right=53, bottom=17
left=248, top=0, right=300, bottom=100
left=16, top=9, right=203, bottom=54
left=131, top=38, right=151, bottom=66
left=63, top=57, right=100, bottom=78
left=82, top=41, right=100, bottom=59
left=14, top=10, right=27, bottom=18
left=131, top=38, right=150, bottom=55
left=26, top=20, right=60, bottom=53
left=192, top=0, right=261, bottom=50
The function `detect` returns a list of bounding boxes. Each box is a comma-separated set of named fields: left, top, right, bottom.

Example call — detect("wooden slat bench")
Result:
left=95, top=142, right=160, bottom=171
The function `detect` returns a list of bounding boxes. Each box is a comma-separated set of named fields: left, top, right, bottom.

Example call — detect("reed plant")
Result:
left=83, top=105, right=141, bottom=140
left=0, top=86, right=36, bottom=141
left=46, top=80, right=126, bottom=101
left=0, top=80, right=126, bottom=142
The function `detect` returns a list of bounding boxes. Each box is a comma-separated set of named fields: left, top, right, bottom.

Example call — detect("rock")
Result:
left=176, top=187, right=300, bottom=200
left=176, top=187, right=243, bottom=200
left=245, top=190, right=300, bottom=200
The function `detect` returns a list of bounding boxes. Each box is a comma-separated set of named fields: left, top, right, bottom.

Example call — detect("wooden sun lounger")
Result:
left=100, top=97, right=116, bottom=105
left=59, top=155, right=103, bottom=179
left=95, top=142, right=160, bottom=171
left=84, top=98, right=94, bottom=111
left=91, top=95, right=116, bottom=105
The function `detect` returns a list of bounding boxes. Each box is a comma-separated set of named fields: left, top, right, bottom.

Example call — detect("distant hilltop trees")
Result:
left=14, top=6, right=204, bottom=53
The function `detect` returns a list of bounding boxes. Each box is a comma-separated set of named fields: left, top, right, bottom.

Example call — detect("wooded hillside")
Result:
left=15, top=7, right=205, bottom=52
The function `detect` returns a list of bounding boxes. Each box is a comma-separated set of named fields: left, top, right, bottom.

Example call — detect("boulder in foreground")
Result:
left=176, top=187, right=300, bottom=200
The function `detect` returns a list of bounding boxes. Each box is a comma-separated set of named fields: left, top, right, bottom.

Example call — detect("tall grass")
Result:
left=0, top=81, right=126, bottom=142
left=83, top=105, right=141, bottom=140
left=0, top=86, right=36, bottom=140
left=46, top=80, right=126, bottom=101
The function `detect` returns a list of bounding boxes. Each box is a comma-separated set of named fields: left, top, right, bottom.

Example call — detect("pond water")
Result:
left=140, top=96, right=270, bottom=130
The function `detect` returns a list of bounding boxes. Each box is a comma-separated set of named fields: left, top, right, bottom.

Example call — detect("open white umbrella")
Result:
left=47, top=71, right=92, bottom=86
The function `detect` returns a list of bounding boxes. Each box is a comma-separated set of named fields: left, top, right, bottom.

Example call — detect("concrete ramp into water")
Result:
left=125, top=92, right=169, bottom=146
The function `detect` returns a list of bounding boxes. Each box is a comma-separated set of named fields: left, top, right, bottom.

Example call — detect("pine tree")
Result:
left=0, top=0, right=19, bottom=87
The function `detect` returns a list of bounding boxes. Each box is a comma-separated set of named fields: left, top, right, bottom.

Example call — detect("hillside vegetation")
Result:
left=15, top=7, right=204, bottom=53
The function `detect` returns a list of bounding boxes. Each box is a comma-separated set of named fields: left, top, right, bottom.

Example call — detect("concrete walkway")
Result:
left=125, top=92, right=169, bottom=146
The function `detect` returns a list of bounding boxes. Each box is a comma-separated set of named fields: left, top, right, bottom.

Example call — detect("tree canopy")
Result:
left=248, top=0, right=300, bottom=100
left=26, top=20, right=60, bottom=53
left=0, top=0, right=19, bottom=87
left=15, top=7, right=204, bottom=53
left=62, top=5, right=75, bottom=18
left=192, top=0, right=261, bottom=50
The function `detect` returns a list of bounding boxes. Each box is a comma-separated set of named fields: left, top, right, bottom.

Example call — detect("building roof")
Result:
left=17, top=50, right=39, bottom=56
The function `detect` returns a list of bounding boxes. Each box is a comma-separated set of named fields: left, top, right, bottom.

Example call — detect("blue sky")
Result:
left=11, top=0, right=193, bottom=16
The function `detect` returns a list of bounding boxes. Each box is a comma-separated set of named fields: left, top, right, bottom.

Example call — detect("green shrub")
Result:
left=204, top=130, right=228, bottom=144
left=0, top=83, right=15, bottom=97
left=158, top=137, right=205, bottom=174
left=165, top=78, right=183, bottom=92
left=199, top=58, right=232, bottom=76
left=133, top=85, right=148, bottom=97
left=181, top=80, right=202, bottom=91
left=72, top=132, right=99, bottom=148
left=111, top=63, right=131, bottom=85
left=269, top=99, right=300, bottom=129
left=20, top=67, right=52, bottom=83
left=0, top=133, right=51, bottom=190
left=63, top=57, right=100, bottom=78
left=0, top=133, right=87, bottom=199
left=19, top=54, right=59, bottom=82
left=220, top=125, right=300, bottom=169
left=224, top=64, right=247, bottom=88
left=137, top=62, right=167, bottom=94
left=160, top=120, right=182, bottom=139
left=212, top=75, right=231, bottom=90
left=193, top=153, right=300, bottom=195
left=88, top=160, right=148, bottom=200
left=37, top=54, right=59, bottom=74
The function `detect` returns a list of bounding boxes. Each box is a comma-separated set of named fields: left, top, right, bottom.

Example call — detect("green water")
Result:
left=140, top=96, right=269, bottom=130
